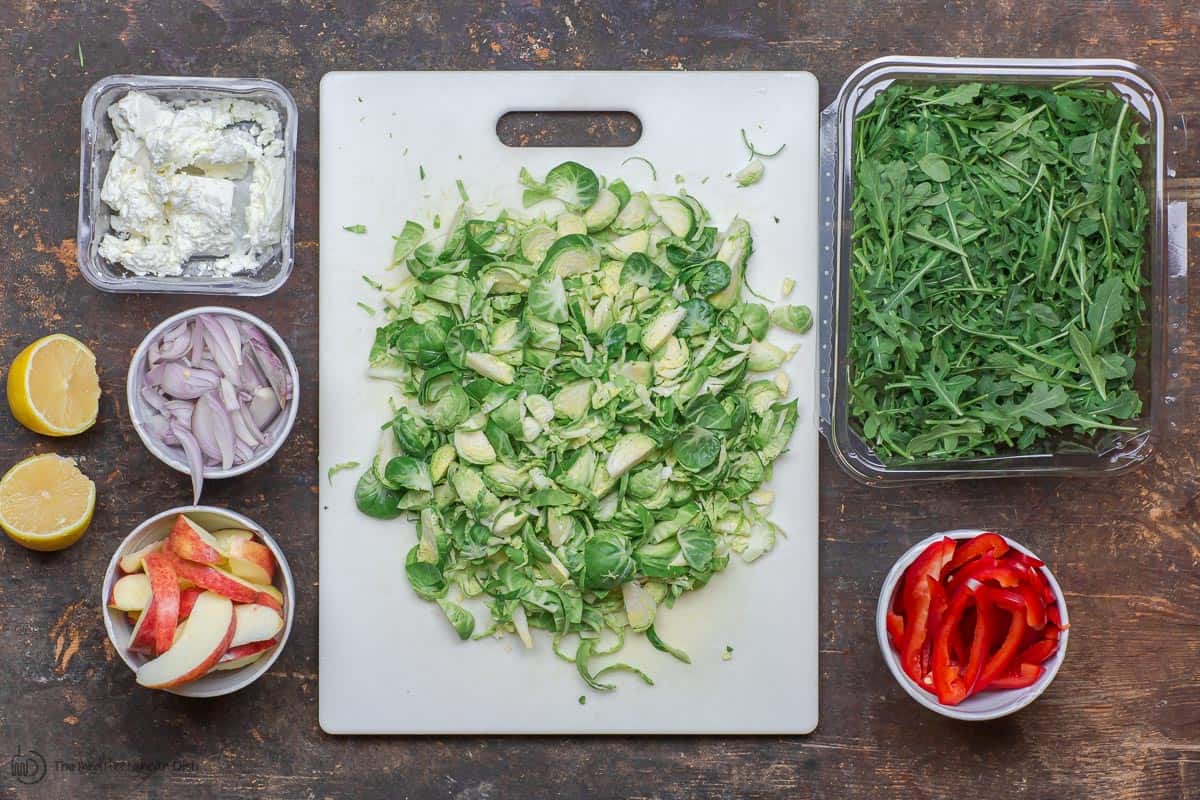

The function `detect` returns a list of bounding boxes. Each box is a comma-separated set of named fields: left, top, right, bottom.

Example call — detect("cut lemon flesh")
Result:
left=7, top=334, right=100, bottom=436
left=0, top=454, right=95, bottom=551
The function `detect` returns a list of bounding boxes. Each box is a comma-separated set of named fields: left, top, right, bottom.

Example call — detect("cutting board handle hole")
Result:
left=496, top=111, right=642, bottom=148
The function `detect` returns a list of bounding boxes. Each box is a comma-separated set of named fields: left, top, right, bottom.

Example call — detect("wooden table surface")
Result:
left=0, top=1, right=1197, bottom=797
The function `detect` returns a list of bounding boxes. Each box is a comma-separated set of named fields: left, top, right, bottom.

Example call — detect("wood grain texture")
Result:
left=0, top=0, right=1196, bottom=797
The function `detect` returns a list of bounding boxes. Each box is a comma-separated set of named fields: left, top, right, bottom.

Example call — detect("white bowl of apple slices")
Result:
left=102, top=506, right=294, bottom=697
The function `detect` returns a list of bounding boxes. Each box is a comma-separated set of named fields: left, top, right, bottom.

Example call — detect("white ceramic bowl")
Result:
left=877, top=529, right=1069, bottom=721
left=101, top=506, right=295, bottom=697
left=126, top=306, right=300, bottom=485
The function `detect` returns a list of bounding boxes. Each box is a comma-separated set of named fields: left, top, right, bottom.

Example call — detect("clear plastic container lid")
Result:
left=817, top=57, right=1188, bottom=484
left=78, top=75, right=298, bottom=295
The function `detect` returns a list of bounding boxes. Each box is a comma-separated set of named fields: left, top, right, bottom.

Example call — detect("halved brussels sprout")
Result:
left=553, top=380, right=594, bottom=419
left=771, top=304, right=813, bottom=334
left=747, top=340, right=788, bottom=372
left=640, top=307, right=686, bottom=353
left=430, top=443, right=457, bottom=482
left=465, top=351, right=516, bottom=384
left=606, top=433, right=656, bottom=479
left=621, top=581, right=657, bottom=632
left=454, top=429, right=498, bottom=465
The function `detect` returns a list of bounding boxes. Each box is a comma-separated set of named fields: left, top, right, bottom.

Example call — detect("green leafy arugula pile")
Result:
left=849, top=81, right=1150, bottom=463
left=355, top=161, right=811, bottom=689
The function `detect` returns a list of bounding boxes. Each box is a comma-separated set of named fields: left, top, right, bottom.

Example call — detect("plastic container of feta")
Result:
left=78, top=75, right=298, bottom=295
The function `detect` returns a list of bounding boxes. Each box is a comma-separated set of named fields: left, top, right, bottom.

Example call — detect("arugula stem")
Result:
left=1103, top=101, right=1130, bottom=268
left=1047, top=221, right=1073, bottom=285
left=1037, top=185, right=1057, bottom=278
left=940, top=200, right=978, bottom=289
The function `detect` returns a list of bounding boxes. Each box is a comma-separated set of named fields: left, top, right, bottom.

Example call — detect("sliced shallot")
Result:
left=140, top=312, right=293, bottom=501
left=215, top=315, right=244, bottom=365
left=189, top=396, right=223, bottom=463
left=248, top=386, right=281, bottom=429
left=170, top=421, right=205, bottom=504
left=199, top=392, right=236, bottom=470
left=219, top=378, right=240, bottom=412
left=198, top=315, right=240, bottom=380
left=160, top=362, right=220, bottom=400
left=234, top=404, right=267, bottom=446
left=247, top=338, right=290, bottom=408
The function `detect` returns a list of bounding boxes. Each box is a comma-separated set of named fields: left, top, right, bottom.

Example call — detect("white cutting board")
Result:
left=318, top=71, right=819, bottom=734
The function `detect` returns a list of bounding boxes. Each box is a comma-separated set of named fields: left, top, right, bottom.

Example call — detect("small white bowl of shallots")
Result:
left=127, top=306, right=299, bottom=502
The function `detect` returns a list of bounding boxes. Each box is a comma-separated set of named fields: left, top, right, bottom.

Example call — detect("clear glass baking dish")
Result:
left=817, top=57, right=1188, bottom=485
left=77, top=75, right=298, bottom=295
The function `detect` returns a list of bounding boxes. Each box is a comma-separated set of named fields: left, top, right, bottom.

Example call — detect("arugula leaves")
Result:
left=850, top=82, right=1149, bottom=462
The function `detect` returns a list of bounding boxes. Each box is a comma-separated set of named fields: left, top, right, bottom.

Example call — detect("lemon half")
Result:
left=7, top=334, right=100, bottom=436
left=0, top=454, right=95, bottom=551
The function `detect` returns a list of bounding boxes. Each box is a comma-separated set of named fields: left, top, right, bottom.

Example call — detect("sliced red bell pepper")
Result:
left=1018, top=624, right=1043, bottom=651
left=931, top=583, right=990, bottom=705
left=886, top=611, right=904, bottom=648
left=952, top=606, right=976, bottom=665
left=922, top=576, right=949, bottom=677
left=975, top=586, right=1029, bottom=691
left=949, top=557, right=1025, bottom=591
left=987, top=662, right=1043, bottom=690
left=930, top=586, right=972, bottom=705
left=1015, top=638, right=1058, bottom=666
left=891, top=578, right=905, bottom=614
left=962, top=597, right=991, bottom=695
left=1016, top=582, right=1048, bottom=629
left=944, top=531, right=1008, bottom=575
left=898, top=538, right=956, bottom=684
left=1008, top=550, right=1045, bottom=569
left=1047, top=604, right=1062, bottom=627
left=1013, top=559, right=1053, bottom=606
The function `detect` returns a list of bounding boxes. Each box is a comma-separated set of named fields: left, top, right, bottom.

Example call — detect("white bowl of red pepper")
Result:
left=877, top=529, right=1069, bottom=721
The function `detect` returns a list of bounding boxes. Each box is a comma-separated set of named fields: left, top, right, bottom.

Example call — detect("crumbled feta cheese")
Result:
left=98, top=91, right=286, bottom=278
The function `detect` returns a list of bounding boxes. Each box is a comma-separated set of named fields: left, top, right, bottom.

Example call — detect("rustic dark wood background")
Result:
left=0, top=1, right=1197, bottom=798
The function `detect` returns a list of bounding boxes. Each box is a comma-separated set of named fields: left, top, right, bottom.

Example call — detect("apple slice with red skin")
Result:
left=170, top=620, right=186, bottom=648
left=209, top=638, right=277, bottom=672
left=179, top=587, right=203, bottom=621
left=109, top=573, right=152, bottom=611
left=253, top=592, right=283, bottom=613
left=119, top=540, right=163, bottom=574
left=210, top=528, right=277, bottom=586
left=167, top=515, right=227, bottom=565
left=227, top=539, right=276, bottom=585
left=128, top=596, right=158, bottom=654
left=136, top=592, right=236, bottom=689
left=166, top=554, right=259, bottom=603
left=129, top=585, right=200, bottom=652
left=211, top=528, right=253, bottom=552
left=229, top=604, right=283, bottom=649
left=248, top=580, right=284, bottom=613
left=142, top=552, right=181, bottom=656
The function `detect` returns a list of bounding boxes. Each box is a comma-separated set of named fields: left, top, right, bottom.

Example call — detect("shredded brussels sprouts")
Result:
left=356, top=161, right=811, bottom=690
